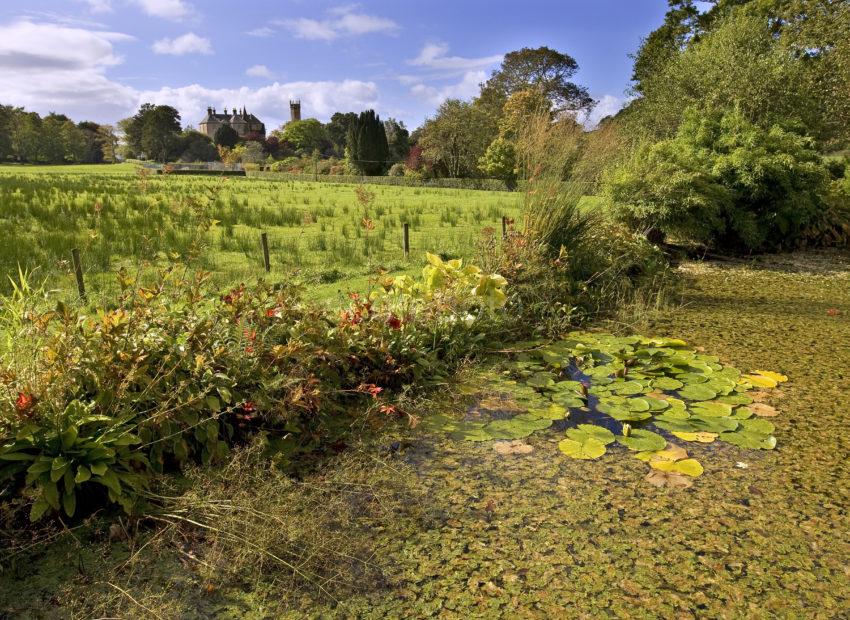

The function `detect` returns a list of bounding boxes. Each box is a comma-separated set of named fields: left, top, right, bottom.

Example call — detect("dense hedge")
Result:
left=247, top=171, right=519, bottom=192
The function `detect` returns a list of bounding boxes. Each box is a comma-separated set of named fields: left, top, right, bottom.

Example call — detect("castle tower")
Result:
left=289, top=100, right=301, bottom=122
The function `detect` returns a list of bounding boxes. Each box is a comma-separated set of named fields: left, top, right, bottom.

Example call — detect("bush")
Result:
left=388, top=162, right=405, bottom=177
left=0, top=257, right=507, bottom=521
left=605, top=107, right=836, bottom=251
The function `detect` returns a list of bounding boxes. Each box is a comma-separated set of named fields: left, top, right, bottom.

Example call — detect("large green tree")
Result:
left=140, top=105, right=182, bottom=162
left=418, top=100, right=496, bottom=178
left=325, top=112, right=358, bottom=156
left=383, top=118, right=410, bottom=163
left=478, top=47, right=594, bottom=119
left=277, top=118, right=328, bottom=153
left=347, top=110, right=389, bottom=176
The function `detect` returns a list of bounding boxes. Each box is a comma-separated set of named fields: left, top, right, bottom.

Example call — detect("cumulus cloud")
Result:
left=579, top=94, right=627, bottom=129
left=277, top=5, right=398, bottom=41
left=246, top=64, right=273, bottom=78
left=246, top=26, right=274, bottom=37
left=137, top=80, right=380, bottom=129
left=133, top=0, right=190, bottom=20
left=409, top=70, right=487, bottom=106
left=0, top=19, right=136, bottom=120
left=151, top=33, right=212, bottom=55
left=408, top=43, right=502, bottom=75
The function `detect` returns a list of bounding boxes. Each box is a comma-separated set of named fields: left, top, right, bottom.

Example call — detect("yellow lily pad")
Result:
left=742, top=374, right=778, bottom=388
left=650, top=458, right=704, bottom=477
left=753, top=370, right=788, bottom=383
left=645, top=470, right=693, bottom=488
left=671, top=431, right=718, bottom=443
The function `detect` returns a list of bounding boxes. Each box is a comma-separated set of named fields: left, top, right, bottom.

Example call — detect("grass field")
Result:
left=0, top=164, right=522, bottom=301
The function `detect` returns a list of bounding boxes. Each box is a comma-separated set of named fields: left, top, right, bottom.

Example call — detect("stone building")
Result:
left=199, top=106, right=266, bottom=140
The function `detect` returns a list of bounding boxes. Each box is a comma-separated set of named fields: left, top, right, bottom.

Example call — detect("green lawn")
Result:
left=0, top=165, right=522, bottom=301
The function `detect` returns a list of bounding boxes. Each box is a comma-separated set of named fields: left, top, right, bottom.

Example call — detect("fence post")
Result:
left=260, top=232, right=270, bottom=273
left=403, top=223, right=410, bottom=259
left=501, top=215, right=507, bottom=240
left=71, top=248, right=86, bottom=300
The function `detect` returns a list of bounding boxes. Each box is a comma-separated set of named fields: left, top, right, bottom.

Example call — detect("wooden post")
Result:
left=501, top=215, right=507, bottom=240
left=260, top=232, right=270, bottom=272
left=71, top=248, right=86, bottom=300
left=403, top=223, right=410, bottom=259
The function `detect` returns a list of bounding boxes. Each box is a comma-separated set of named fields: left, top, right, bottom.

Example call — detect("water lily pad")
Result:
left=525, top=372, right=556, bottom=389
left=573, top=424, right=616, bottom=445
left=718, top=430, right=777, bottom=450
left=493, top=440, right=533, bottom=455
left=689, top=415, right=739, bottom=434
left=611, top=380, right=646, bottom=395
left=617, top=429, right=666, bottom=452
left=635, top=443, right=689, bottom=462
left=741, top=374, right=778, bottom=388
left=717, top=393, right=753, bottom=406
left=748, top=403, right=779, bottom=417
left=753, top=370, right=788, bottom=383
left=484, top=414, right=552, bottom=440
left=678, top=384, right=718, bottom=401
left=558, top=437, right=606, bottom=459
left=449, top=427, right=493, bottom=442
left=526, top=403, right=569, bottom=420
left=645, top=470, right=693, bottom=488
left=739, top=418, right=775, bottom=434
left=598, top=403, right=653, bottom=422
left=551, top=394, right=586, bottom=409
left=689, top=401, right=733, bottom=417
left=650, top=458, right=704, bottom=477
left=651, top=376, right=684, bottom=391
left=678, top=372, right=710, bottom=385
left=671, top=431, right=718, bottom=443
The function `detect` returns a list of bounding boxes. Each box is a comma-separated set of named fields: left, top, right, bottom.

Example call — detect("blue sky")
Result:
left=0, top=0, right=669, bottom=131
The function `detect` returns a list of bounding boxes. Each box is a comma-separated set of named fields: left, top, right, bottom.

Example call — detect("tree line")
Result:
left=0, top=106, right=118, bottom=164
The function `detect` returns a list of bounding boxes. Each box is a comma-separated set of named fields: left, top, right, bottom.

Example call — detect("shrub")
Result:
left=0, top=256, right=508, bottom=521
left=388, top=162, right=405, bottom=177
left=605, top=107, right=835, bottom=251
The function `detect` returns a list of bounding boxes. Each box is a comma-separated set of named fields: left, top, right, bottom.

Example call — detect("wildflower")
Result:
left=379, top=404, right=397, bottom=415
left=244, top=329, right=257, bottom=342
left=15, top=392, right=35, bottom=413
left=386, top=315, right=403, bottom=330
left=357, top=383, right=383, bottom=398
left=266, top=307, right=279, bottom=318
left=827, top=308, right=841, bottom=317
left=242, top=401, right=256, bottom=413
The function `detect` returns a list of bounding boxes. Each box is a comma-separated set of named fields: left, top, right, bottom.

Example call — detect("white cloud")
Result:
left=79, top=0, right=113, bottom=13
left=132, top=0, right=190, bottom=20
left=246, top=64, right=273, bottom=78
left=0, top=19, right=136, bottom=120
left=246, top=26, right=274, bottom=37
left=409, top=43, right=502, bottom=75
left=152, top=32, right=212, bottom=55
left=409, top=70, right=487, bottom=106
left=579, top=94, right=627, bottom=129
left=277, top=5, right=398, bottom=41
left=137, top=80, right=380, bottom=129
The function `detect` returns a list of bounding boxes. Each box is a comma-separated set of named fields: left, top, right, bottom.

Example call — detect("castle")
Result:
left=199, top=106, right=266, bottom=140
left=198, top=101, right=302, bottom=140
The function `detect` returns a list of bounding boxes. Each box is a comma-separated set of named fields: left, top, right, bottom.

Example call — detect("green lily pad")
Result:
left=717, top=393, right=753, bottom=406
left=689, top=415, right=739, bottom=434
left=449, top=428, right=493, bottom=442
left=616, top=429, right=667, bottom=452
left=718, top=430, right=777, bottom=450
left=526, top=403, right=569, bottom=420
left=611, top=380, right=646, bottom=395
left=558, top=437, right=606, bottom=459
left=525, top=372, right=555, bottom=389
left=689, top=401, right=734, bottom=417
left=570, top=424, right=616, bottom=445
left=484, top=414, right=552, bottom=440
left=678, top=384, right=718, bottom=401
left=597, top=402, right=653, bottom=421
left=551, top=394, right=587, bottom=408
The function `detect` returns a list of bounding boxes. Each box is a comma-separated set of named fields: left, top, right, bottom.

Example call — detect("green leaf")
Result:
left=526, top=403, right=569, bottom=420
left=651, top=376, right=684, bottom=391
left=60, top=426, right=78, bottom=450
left=617, top=429, right=667, bottom=452
left=63, top=491, right=77, bottom=517
left=30, top=497, right=50, bottom=522
left=574, top=424, right=616, bottom=445
left=0, top=452, right=35, bottom=461
left=678, top=385, right=717, bottom=401
left=75, top=466, right=91, bottom=483
left=205, top=395, right=221, bottom=411
left=89, top=462, right=108, bottom=476
left=94, top=469, right=122, bottom=494
left=558, top=437, right=606, bottom=459
left=41, top=480, right=60, bottom=510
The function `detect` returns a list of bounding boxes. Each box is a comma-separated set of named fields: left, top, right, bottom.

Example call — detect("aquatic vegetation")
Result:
left=425, top=332, right=788, bottom=484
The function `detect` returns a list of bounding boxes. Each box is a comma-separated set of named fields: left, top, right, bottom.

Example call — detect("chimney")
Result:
left=289, top=99, right=301, bottom=122
left=224, top=107, right=228, bottom=115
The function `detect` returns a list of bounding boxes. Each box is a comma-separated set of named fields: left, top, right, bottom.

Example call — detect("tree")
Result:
left=97, top=125, right=119, bottom=163
left=605, top=106, right=831, bottom=251
left=418, top=100, right=496, bottom=178
left=478, top=47, right=594, bottom=118
left=347, top=110, right=390, bottom=175
left=0, top=105, right=15, bottom=161
left=384, top=118, right=410, bottom=163
left=498, top=88, right=552, bottom=140
left=326, top=112, right=358, bottom=156
left=241, top=141, right=265, bottom=165
left=141, top=105, right=181, bottom=162
left=277, top=119, right=328, bottom=153
left=479, top=137, right=517, bottom=185
left=179, top=130, right=218, bottom=162
left=631, top=0, right=701, bottom=94
left=214, top=125, right=239, bottom=148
